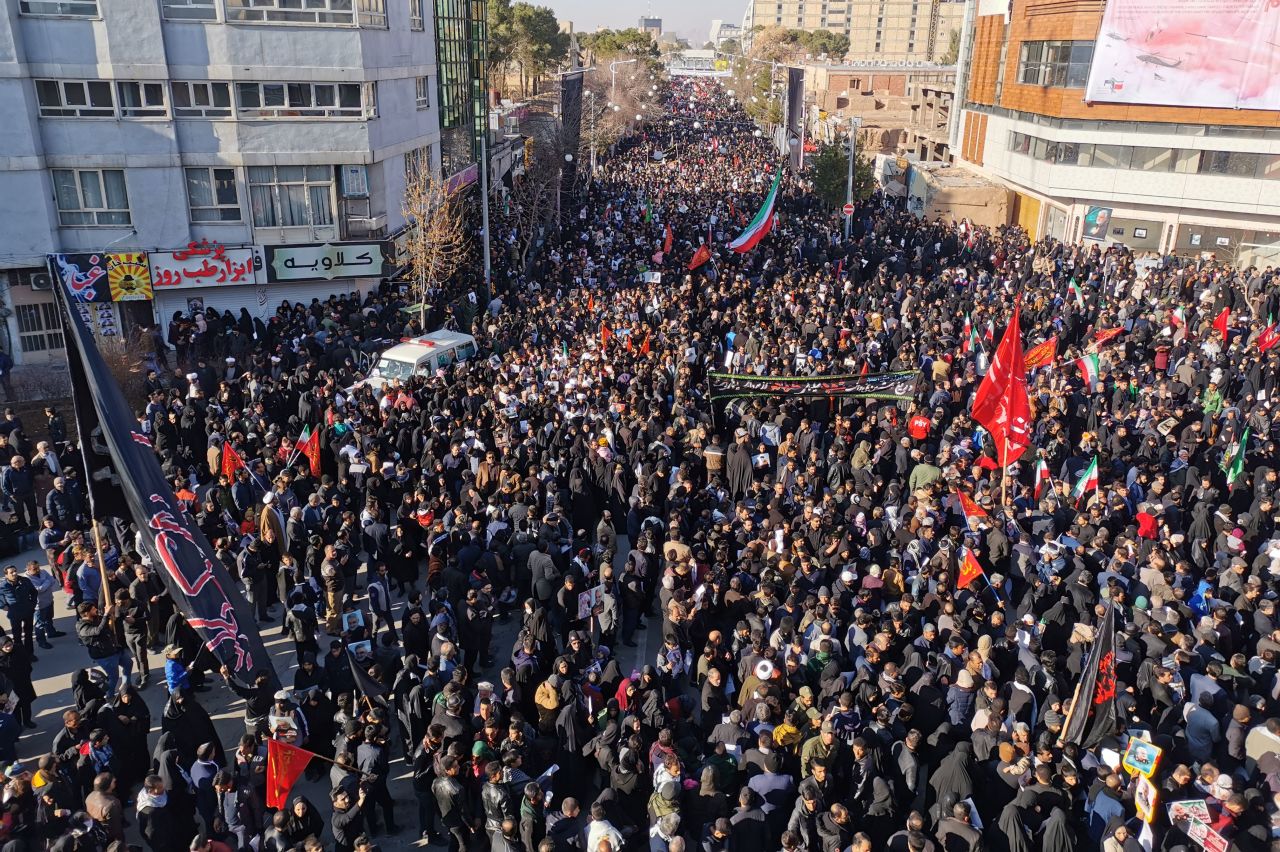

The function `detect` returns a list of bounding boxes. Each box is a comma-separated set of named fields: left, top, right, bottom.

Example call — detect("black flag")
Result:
left=1062, top=601, right=1119, bottom=749
left=56, top=283, right=279, bottom=690
left=348, top=649, right=388, bottom=703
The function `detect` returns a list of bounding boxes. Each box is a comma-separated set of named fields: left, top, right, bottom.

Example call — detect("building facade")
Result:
left=956, top=0, right=1280, bottom=262
left=743, top=0, right=964, bottom=63
left=0, top=0, right=442, bottom=366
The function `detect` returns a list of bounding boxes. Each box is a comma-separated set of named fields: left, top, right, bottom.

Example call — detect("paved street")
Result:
left=13, top=534, right=659, bottom=851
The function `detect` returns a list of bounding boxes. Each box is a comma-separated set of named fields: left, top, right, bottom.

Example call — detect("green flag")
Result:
left=1226, top=427, right=1250, bottom=489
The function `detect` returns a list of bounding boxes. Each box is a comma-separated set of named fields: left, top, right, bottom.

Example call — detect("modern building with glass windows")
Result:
left=433, top=0, right=487, bottom=183
left=0, top=0, right=441, bottom=365
left=955, top=0, right=1280, bottom=261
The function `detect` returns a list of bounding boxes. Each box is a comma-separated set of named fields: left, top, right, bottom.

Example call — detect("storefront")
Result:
left=149, top=239, right=389, bottom=324
left=49, top=251, right=155, bottom=340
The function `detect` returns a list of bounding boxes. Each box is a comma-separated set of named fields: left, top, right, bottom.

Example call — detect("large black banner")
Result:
left=709, top=371, right=918, bottom=401
left=785, top=66, right=805, bottom=172
left=559, top=69, right=585, bottom=223
left=1062, top=602, right=1118, bottom=749
left=58, top=283, right=279, bottom=688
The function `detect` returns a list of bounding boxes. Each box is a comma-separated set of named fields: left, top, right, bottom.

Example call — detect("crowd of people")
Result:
left=0, top=74, right=1278, bottom=852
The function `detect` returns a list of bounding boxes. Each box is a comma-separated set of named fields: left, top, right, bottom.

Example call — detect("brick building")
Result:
left=956, top=0, right=1280, bottom=263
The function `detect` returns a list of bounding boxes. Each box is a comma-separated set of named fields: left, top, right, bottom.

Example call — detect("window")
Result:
left=1008, top=131, right=1030, bottom=155
left=1091, top=144, right=1131, bottom=170
left=185, top=167, right=242, bottom=222
left=1198, top=150, right=1259, bottom=177
left=19, top=0, right=97, bottom=16
left=409, top=0, right=424, bottom=30
left=1259, top=155, right=1280, bottom=181
left=16, top=303, right=64, bottom=354
left=224, top=0, right=385, bottom=26
left=116, top=82, right=166, bottom=117
left=236, top=82, right=365, bottom=118
left=161, top=0, right=217, bottom=20
left=36, top=80, right=164, bottom=119
left=172, top=82, right=233, bottom=118
left=363, top=81, right=378, bottom=118
left=1018, top=40, right=1093, bottom=88
left=1131, top=147, right=1175, bottom=172
left=35, top=80, right=114, bottom=118
left=248, top=165, right=334, bottom=228
left=416, top=76, right=431, bottom=109
left=51, top=169, right=131, bottom=227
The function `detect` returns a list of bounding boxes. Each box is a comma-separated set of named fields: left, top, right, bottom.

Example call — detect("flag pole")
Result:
left=1001, top=433, right=1010, bottom=510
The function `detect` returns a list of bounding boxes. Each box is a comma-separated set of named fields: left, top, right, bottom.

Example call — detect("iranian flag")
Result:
left=293, top=425, right=320, bottom=477
left=1034, top=457, right=1052, bottom=501
left=1258, top=316, right=1280, bottom=353
left=961, top=314, right=978, bottom=354
left=1069, top=278, right=1085, bottom=308
left=1075, top=353, right=1100, bottom=388
left=1170, top=306, right=1186, bottom=328
left=728, top=169, right=782, bottom=254
left=1071, top=456, right=1099, bottom=507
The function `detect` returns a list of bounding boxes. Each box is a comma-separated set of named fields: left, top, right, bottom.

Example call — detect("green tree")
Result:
left=941, top=29, right=960, bottom=65
left=719, top=37, right=740, bottom=56
left=510, top=2, right=569, bottom=96
left=810, top=143, right=874, bottom=209
left=791, top=29, right=848, bottom=58
left=487, top=0, right=517, bottom=94
left=582, top=28, right=660, bottom=58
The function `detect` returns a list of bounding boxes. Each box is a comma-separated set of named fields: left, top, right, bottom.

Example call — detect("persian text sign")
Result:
left=150, top=241, right=259, bottom=288
left=265, top=241, right=388, bottom=283
left=1085, top=0, right=1280, bottom=111
left=709, top=371, right=918, bottom=401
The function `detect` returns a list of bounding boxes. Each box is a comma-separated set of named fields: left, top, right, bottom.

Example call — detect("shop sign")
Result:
left=265, top=241, right=389, bottom=283
left=149, top=240, right=260, bottom=288
left=50, top=252, right=153, bottom=302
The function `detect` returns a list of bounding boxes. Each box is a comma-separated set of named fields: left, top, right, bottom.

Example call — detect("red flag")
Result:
left=834, top=259, right=843, bottom=281
left=958, top=547, right=985, bottom=589
left=971, top=304, right=1031, bottom=467
left=687, top=244, right=711, bottom=271
left=663, top=223, right=673, bottom=254
left=266, top=739, right=313, bottom=809
left=587, top=293, right=595, bottom=313
left=957, top=490, right=989, bottom=524
left=601, top=322, right=613, bottom=350
left=626, top=335, right=634, bottom=353
left=1093, top=327, right=1124, bottom=346
left=221, top=443, right=246, bottom=480
left=294, top=427, right=320, bottom=477
left=1214, top=307, right=1230, bottom=339
left=860, top=360, right=869, bottom=376
left=1258, top=323, right=1280, bottom=353
left=640, top=333, right=651, bottom=356
left=1022, top=336, right=1058, bottom=370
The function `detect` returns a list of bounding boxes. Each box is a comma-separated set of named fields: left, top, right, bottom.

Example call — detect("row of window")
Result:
left=50, top=166, right=338, bottom=229
left=1017, top=40, right=1095, bottom=89
left=35, top=78, right=432, bottom=120
left=19, top=0, right=412, bottom=28
left=1007, top=131, right=1280, bottom=180
left=50, top=154, right=434, bottom=228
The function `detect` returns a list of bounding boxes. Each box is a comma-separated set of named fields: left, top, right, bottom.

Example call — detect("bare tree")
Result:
left=508, top=114, right=564, bottom=271
left=402, top=156, right=468, bottom=328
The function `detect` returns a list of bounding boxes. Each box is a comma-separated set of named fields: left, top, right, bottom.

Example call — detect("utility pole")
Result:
left=480, top=123, right=492, bottom=303
left=610, top=58, right=637, bottom=103
left=844, top=117, right=861, bottom=241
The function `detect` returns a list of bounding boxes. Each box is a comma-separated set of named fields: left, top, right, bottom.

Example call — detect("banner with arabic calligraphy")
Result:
left=709, top=370, right=919, bottom=401
left=150, top=241, right=261, bottom=289
left=265, top=240, right=391, bottom=283
left=52, top=253, right=155, bottom=303
left=56, top=279, right=279, bottom=690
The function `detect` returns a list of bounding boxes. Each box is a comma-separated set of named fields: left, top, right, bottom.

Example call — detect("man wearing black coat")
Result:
left=331, top=783, right=368, bottom=852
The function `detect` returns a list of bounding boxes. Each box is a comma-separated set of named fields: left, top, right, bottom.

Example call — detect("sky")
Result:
left=545, top=0, right=745, bottom=43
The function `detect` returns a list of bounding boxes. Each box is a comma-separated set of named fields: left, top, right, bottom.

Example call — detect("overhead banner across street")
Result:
left=1085, top=0, right=1280, bottom=111
left=709, top=370, right=918, bottom=401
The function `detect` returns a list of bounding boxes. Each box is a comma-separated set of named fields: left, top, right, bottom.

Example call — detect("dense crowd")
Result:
left=0, top=75, right=1279, bottom=852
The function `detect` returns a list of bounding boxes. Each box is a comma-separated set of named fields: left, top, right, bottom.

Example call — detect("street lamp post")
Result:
left=843, top=117, right=862, bottom=241
left=610, top=58, right=637, bottom=103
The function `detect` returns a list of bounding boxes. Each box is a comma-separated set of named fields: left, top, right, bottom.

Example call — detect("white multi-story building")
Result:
left=0, top=0, right=443, bottom=365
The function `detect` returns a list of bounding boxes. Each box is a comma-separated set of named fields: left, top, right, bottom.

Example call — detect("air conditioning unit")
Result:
left=347, top=214, right=387, bottom=234
left=29, top=272, right=53, bottom=291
